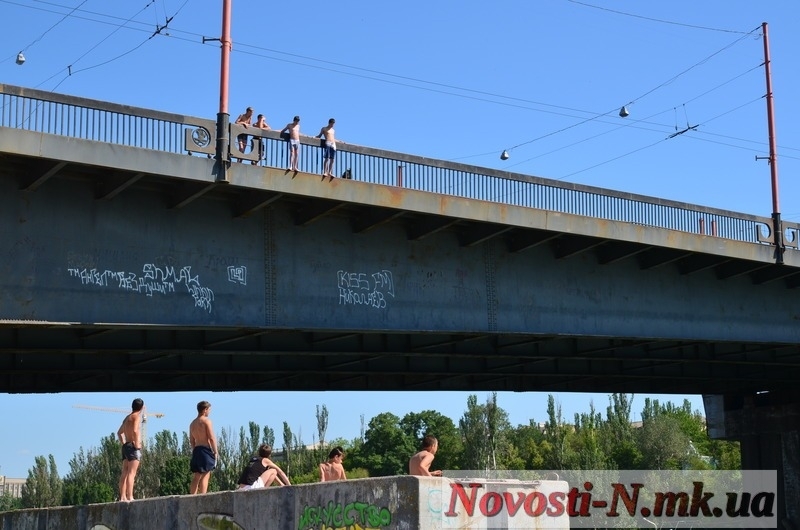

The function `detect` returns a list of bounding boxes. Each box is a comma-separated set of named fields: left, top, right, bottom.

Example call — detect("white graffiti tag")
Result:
left=68, top=264, right=215, bottom=313
left=227, top=265, right=247, bottom=285
left=337, top=270, right=395, bottom=309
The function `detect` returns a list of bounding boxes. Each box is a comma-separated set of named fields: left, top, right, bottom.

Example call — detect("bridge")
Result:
left=0, top=83, right=799, bottom=524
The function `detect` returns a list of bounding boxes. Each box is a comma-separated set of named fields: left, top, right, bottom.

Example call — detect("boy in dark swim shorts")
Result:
left=190, top=445, right=216, bottom=474
left=117, top=398, right=144, bottom=501
left=189, top=400, right=218, bottom=494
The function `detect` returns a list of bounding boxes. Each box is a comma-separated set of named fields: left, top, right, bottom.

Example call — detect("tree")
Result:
left=136, top=429, right=182, bottom=499
left=159, top=456, right=192, bottom=496
left=0, top=490, right=22, bottom=512
left=507, top=420, right=546, bottom=469
left=400, top=410, right=462, bottom=471
left=21, top=455, right=62, bottom=508
left=61, top=435, right=120, bottom=505
left=457, top=393, right=514, bottom=471
left=637, top=414, right=690, bottom=469
left=542, top=395, right=574, bottom=470
left=458, top=395, right=488, bottom=470
left=603, top=393, right=641, bottom=469
left=209, top=426, right=239, bottom=492
left=360, top=412, right=415, bottom=476
left=316, top=404, right=329, bottom=450
left=262, top=425, right=275, bottom=450
left=572, top=402, right=607, bottom=469
left=282, top=422, right=293, bottom=475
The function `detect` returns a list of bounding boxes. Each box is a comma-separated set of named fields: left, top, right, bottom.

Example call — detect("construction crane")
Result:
left=73, top=404, right=165, bottom=447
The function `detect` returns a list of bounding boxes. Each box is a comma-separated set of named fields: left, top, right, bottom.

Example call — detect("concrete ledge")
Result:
left=0, top=476, right=576, bottom=530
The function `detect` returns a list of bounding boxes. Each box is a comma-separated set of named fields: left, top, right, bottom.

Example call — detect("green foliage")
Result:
left=291, top=471, right=319, bottom=485
left=62, top=481, right=114, bottom=506
left=210, top=426, right=244, bottom=492
left=21, top=455, right=62, bottom=508
left=507, top=421, right=546, bottom=469
left=0, top=491, right=22, bottom=513
left=542, top=395, right=575, bottom=470
left=572, top=402, right=608, bottom=469
left=709, top=439, right=741, bottom=469
left=458, top=395, right=488, bottom=470
left=345, top=467, right=370, bottom=480
left=360, top=412, right=415, bottom=476
left=400, top=410, right=462, bottom=471
left=137, top=429, right=184, bottom=499
left=61, top=435, right=120, bottom=504
left=159, top=456, right=191, bottom=496
left=316, top=404, right=329, bottom=448
left=18, top=394, right=744, bottom=509
left=637, top=414, right=690, bottom=469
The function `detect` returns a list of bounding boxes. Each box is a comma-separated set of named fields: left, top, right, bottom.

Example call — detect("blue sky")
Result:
left=2, top=0, right=798, bottom=478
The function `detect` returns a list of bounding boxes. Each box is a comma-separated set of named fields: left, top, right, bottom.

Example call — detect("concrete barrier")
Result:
left=0, top=476, right=569, bottom=529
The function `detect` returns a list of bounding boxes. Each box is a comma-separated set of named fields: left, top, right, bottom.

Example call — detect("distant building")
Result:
left=0, top=476, right=25, bottom=498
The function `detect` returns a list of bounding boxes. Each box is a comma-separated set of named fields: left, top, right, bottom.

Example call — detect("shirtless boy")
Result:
left=252, top=114, right=271, bottom=165
left=316, top=118, right=337, bottom=180
left=234, top=107, right=254, bottom=160
left=280, top=116, right=301, bottom=171
left=409, top=435, right=442, bottom=477
left=237, top=444, right=291, bottom=490
left=319, top=447, right=347, bottom=482
left=189, top=400, right=218, bottom=494
left=117, top=398, right=144, bottom=501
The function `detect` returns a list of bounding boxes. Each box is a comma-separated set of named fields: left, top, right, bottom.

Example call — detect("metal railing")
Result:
left=1, top=83, right=792, bottom=249
left=0, top=83, right=214, bottom=155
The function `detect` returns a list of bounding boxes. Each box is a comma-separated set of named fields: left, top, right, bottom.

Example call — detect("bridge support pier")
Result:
left=704, top=391, right=800, bottom=529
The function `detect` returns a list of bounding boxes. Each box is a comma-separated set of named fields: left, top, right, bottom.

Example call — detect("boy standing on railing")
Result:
left=281, top=116, right=301, bottom=172
left=317, top=118, right=337, bottom=181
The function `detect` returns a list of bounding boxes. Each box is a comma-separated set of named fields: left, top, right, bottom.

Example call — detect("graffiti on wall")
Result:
left=67, top=263, right=215, bottom=313
left=227, top=265, right=247, bottom=285
left=298, top=501, right=393, bottom=530
left=337, top=270, right=395, bottom=309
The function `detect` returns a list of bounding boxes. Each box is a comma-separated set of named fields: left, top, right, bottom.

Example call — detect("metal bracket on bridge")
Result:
left=184, top=126, right=215, bottom=157
left=228, top=123, right=260, bottom=163
left=184, top=124, right=261, bottom=163
left=756, top=221, right=799, bottom=249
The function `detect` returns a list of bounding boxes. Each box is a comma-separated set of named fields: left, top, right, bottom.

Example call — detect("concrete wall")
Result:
left=0, top=476, right=421, bottom=530
left=0, top=477, right=572, bottom=530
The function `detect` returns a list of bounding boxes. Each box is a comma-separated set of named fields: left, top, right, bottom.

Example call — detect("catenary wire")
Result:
left=4, top=1, right=796, bottom=161
left=0, top=0, right=89, bottom=65
left=566, top=0, right=751, bottom=34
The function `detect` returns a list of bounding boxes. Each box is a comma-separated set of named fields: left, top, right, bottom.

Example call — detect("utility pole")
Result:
left=761, top=22, right=783, bottom=264
left=213, top=0, right=232, bottom=183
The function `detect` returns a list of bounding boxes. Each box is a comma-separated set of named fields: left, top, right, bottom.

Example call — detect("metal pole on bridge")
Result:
left=761, top=22, right=783, bottom=264
left=214, top=0, right=233, bottom=183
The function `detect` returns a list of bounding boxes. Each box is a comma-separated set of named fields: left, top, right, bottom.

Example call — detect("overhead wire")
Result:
left=485, top=58, right=764, bottom=170
left=555, top=96, right=765, bottom=181
left=566, top=0, right=751, bottom=34
left=3, top=1, right=796, bottom=164
left=493, top=26, right=761, bottom=164
left=37, top=1, right=158, bottom=91
left=35, top=0, right=189, bottom=92
left=0, top=0, right=89, bottom=65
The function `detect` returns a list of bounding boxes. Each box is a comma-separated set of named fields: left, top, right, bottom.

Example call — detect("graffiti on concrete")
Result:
left=298, top=501, right=392, bottom=530
left=67, top=263, right=215, bottom=313
left=197, top=513, right=244, bottom=530
left=337, top=270, right=395, bottom=309
left=227, top=265, right=247, bottom=285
